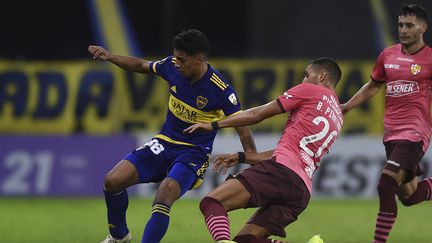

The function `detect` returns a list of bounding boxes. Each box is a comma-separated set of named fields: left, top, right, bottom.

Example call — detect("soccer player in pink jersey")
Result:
left=184, top=57, right=343, bottom=243
left=342, top=4, right=432, bottom=243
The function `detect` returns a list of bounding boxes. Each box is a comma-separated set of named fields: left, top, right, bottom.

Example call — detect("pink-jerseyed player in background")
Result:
left=184, top=57, right=343, bottom=243
left=342, top=4, right=432, bottom=243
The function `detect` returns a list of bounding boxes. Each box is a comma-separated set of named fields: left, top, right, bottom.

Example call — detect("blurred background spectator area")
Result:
left=1, top=0, right=432, bottom=135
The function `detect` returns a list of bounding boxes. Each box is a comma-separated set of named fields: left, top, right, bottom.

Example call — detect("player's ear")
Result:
left=318, top=70, right=327, bottom=83
left=417, top=18, right=428, bottom=33
left=420, top=21, right=427, bottom=33
left=196, top=53, right=206, bottom=64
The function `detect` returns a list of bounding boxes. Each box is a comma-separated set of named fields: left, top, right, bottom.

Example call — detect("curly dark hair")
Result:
left=400, top=4, right=428, bottom=24
left=173, top=29, right=211, bottom=56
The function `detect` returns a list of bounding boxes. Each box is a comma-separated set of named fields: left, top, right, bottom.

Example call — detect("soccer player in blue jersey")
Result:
left=88, top=29, right=256, bottom=243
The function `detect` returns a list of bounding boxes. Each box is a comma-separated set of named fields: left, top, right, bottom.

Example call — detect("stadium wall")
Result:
left=1, top=134, right=431, bottom=198
left=0, top=59, right=382, bottom=135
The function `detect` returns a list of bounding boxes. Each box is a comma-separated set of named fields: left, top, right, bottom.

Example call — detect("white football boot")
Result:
left=100, top=232, right=132, bottom=243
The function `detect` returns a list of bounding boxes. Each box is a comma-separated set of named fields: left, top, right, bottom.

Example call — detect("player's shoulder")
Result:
left=160, top=56, right=175, bottom=66
left=150, top=56, right=175, bottom=73
left=419, top=44, right=432, bottom=56
left=207, top=66, right=232, bottom=92
left=381, top=44, right=402, bottom=55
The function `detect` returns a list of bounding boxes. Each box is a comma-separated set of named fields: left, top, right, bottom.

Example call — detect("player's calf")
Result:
left=200, top=196, right=232, bottom=242
left=400, top=177, right=432, bottom=206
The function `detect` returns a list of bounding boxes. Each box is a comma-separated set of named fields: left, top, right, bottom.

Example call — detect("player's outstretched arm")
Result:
left=213, top=150, right=274, bottom=174
left=88, top=45, right=152, bottom=74
left=342, top=79, right=384, bottom=114
left=184, top=100, right=283, bottom=134
left=234, top=126, right=257, bottom=153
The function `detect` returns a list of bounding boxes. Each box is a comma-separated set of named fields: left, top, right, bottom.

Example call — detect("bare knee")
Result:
left=104, top=173, right=122, bottom=193
left=154, top=178, right=181, bottom=206
left=104, top=172, right=125, bottom=193
left=103, top=160, right=139, bottom=193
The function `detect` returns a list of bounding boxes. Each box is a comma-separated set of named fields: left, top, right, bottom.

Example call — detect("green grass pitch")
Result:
left=0, top=198, right=430, bottom=243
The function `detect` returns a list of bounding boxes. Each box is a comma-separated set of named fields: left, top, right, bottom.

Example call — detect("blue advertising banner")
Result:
left=0, top=135, right=136, bottom=196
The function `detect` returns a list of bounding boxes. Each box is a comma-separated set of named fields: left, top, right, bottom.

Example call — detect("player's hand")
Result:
left=183, top=122, right=213, bottom=134
left=213, top=153, right=239, bottom=174
left=88, top=45, right=111, bottom=61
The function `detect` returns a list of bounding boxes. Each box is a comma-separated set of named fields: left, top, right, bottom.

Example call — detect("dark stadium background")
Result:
left=2, top=0, right=432, bottom=60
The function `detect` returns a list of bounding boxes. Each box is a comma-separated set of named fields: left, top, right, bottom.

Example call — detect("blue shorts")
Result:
left=124, top=138, right=211, bottom=196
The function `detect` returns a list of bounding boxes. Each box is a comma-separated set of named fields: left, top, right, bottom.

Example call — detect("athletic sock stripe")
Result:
left=153, top=209, right=170, bottom=215
left=374, top=234, right=388, bottom=241
left=375, top=227, right=391, bottom=234
left=152, top=203, right=170, bottom=209
left=208, top=219, right=228, bottom=228
left=152, top=205, right=170, bottom=211
left=213, top=229, right=230, bottom=236
left=152, top=206, right=170, bottom=214
left=151, top=203, right=170, bottom=216
left=209, top=223, right=229, bottom=234
left=208, top=219, right=229, bottom=232
left=377, top=214, right=396, bottom=221
left=205, top=215, right=230, bottom=241
left=213, top=231, right=230, bottom=241
left=376, top=221, right=394, bottom=228
left=206, top=215, right=228, bottom=225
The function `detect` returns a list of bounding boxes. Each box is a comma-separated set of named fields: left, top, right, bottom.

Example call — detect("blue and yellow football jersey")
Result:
left=149, top=56, right=242, bottom=150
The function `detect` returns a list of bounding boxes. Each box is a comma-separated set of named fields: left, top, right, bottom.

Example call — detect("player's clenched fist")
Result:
left=88, top=45, right=111, bottom=61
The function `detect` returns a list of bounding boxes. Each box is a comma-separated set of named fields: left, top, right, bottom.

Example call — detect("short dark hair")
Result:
left=308, top=57, right=342, bottom=87
left=399, top=4, right=428, bottom=24
left=173, top=29, right=211, bottom=56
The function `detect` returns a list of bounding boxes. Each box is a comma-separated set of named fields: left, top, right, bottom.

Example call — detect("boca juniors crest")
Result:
left=196, top=96, right=208, bottom=109
left=410, top=64, right=421, bottom=75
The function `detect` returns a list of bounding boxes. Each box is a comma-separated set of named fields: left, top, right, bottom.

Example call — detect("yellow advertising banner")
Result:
left=0, top=59, right=384, bottom=135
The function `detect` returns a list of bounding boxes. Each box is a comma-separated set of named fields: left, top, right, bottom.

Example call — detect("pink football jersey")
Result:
left=371, top=44, right=432, bottom=151
left=273, top=83, right=343, bottom=193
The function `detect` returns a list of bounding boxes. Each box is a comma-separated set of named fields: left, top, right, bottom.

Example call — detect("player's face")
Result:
left=302, top=65, right=320, bottom=85
left=173, top=49, right=204, bottom=79
left=398, top=14, right=425, bottom=47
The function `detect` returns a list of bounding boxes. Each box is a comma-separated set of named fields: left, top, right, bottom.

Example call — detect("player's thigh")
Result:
left=246, top=204, right=303, bottom=238
left=104, top=159, right=141, bottom=192
left=236, top=223, right=270, bottom=239
left=382, top=168, right=407, bottom=184
left=207, top=178, right=251, bottom=210
left=126, top=139, right=171, bottom=183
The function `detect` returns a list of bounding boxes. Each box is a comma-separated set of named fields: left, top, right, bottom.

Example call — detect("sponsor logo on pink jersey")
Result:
left=386, top=80, right=419, bottom=97
left=384, top=63, right=400, bottom=69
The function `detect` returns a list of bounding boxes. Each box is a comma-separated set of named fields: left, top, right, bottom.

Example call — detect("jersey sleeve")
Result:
left=277, top=84, right=307, bottom=112
left=371, top=51, right=387, bottom=82
left=149, top=56, right=173, bottom=80
left=220, top=86, right=242, bottom=117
